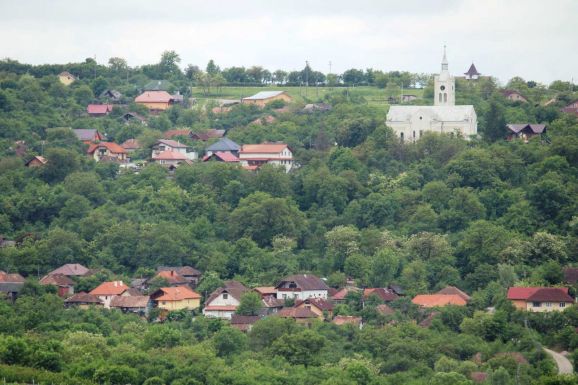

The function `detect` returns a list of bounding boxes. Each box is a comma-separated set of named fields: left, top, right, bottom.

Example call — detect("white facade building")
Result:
left=275, top=274, right=329, bottom=301
left=238, top=143, right=293, bottom=172
left=386, top=47, right=477, bottom=141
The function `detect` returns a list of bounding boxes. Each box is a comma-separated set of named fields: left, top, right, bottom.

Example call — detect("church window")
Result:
left=419, top=130, right=423, bottom=137
left=443, top=93, right=447, bottom=102
left=413, top=131, right=416, bottom=139
left=440, top=85, right=445, bottom=91
left=400, top=132, right=404, bottom=142
left=419, top=116, right=422, bottom=120
left=438, top=93, right=442, bottom=103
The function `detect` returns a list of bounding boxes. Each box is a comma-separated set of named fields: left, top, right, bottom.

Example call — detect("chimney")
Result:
left=114, top=281, right=117, bottom=287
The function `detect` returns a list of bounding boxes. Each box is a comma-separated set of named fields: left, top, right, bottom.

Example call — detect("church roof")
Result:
left=464, top=63, right=480, bottom=76
left=386, top=105, right=476, bottom=123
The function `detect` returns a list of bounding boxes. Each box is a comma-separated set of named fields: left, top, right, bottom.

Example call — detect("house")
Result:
left=386, top=48, right=478, bottom=141
left=277, top=307, right=319, bottom=325
left=135, top=91, right=179, bottom=111
left=563, top=268, right=578, bottom=285
left=151, top=286, right=201, bottom=312
left=411, top=294, right=468, bottom=307
left=87, top=104, right=114, bottom=117
left=254, top=286, right=277, bottom=299
left=506, top=124, right=546, bottom=142
left=436, top=286, right=471, bottom=302
left=25, top=156, right=47, bottom=167
left=87, top=142, right=127, bottom=163
left=64, top=292, right=104, bottom=309
left=190, top=129, right=225, bottom=141
left=47, top=263, right=91, bottom=277
left=110, top=295, right=151, bottom=315
left=205, top=138, right=241, bottom=157
left=363, top=288, right=399, bottom=303
left=39, top=274, right=74, bottom=298
left=561, top=101, right=578, bottom=117
left=122, top=112, right=148, bottom=125
left=58, top=71, right=76, bottom=85
left=149, top=270, right=190, bottom=287
left=275, top=274, right=329, bottom=301
left=156, top=266, right=202, bottom=288
left=73, top=129, right=104, bottom=143
left=294, top=298, right=334, bottom=320
left=238, top=143, right=293, bottom=172
left=202, top=151, right=240, bottom=163
left=464, top=63, right=481, bottom=80
left=99, top=89, right=122, bottom=102
left=331, top=287, right=360, bottom=304
left=120, top=139, right=141, bottom=153
left=203, top=281, right=249, bottom=319
left=502, top=90, right=528, bottom=103
left=332, top=315, right=363, bottom=328
left=507, top=287, right=574, bottom=312
left=261, top=296, right=285, bottom=315
left=230, top=314, right=261, bottom=332
left=152, top=151, right=190, bottom=168
left=152, top=139, right=197, bottom=161
left=241, top=91, right=292, bottom=107
left=0, top=272, right=25, bottom=302
left=388, top=284, right=404, bottom=296
left=89, top=280, right=130, bottom=308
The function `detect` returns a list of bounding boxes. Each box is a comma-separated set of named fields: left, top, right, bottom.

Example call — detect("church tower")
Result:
left=434, top=46, right=455, bottom=106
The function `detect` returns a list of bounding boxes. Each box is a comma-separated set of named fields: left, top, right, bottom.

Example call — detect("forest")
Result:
left=0, top=53, right=577, bottom=385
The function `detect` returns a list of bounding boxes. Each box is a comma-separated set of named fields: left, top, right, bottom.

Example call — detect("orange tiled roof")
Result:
left=412, top=294, right=467, bottom=307
left=153, top=286, right=200, bottom=301
left=240, top=143, right=289, bottom=154
left=135, top=91, right=174, bottom=103
left=90, top=281, right=128, bottom=296
left=87, top=142, right=127, bottom=155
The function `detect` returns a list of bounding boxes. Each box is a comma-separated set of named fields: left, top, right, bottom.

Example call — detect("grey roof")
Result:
left=48, top=263, right=90, bottom=276
left=242, top=91, right=286, bottom=100
left=464, top=63, right=480, bottom=76
left=386, top=105, right=476, bottom=122
left=155, top=139, right=188, bottom=148
left=206, top=138, right=241, bottom=152
left=276, top=274, right=329, bottom=291
left=72, top=129, right=100, bottom=141
left=506, top=124, right=546, bottom=134
left=0, top=282, right=24, bottom=293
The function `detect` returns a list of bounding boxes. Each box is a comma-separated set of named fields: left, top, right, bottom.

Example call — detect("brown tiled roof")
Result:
left=526, top=288, right=574, bottom=302
left=154, top=270, right=189, bottom=285
left=332, top=315, right=362, bottom=326
left=0, top=272, right=25, bottom=283
left=164, top=129, right=192, bottom=139
left=331, top=288, right=358, bottom=301
left=506, top=124, right=546, bottom=134
left=152, top=150, right=188, bottom=161
left=151, top=286, right=200, bottom=301
left=39, top=274, right=74, bottom=287
left=277, top=307, right=319, bottom=319
left=48, top=264, right=90, bottom=277
left=230, top=314, right=261, bottom=325
left=254, top=287, right=277, bottom=296
left=364, top=288, right=399, bottom=302
left=564, top=268, right=578, bottom=284
left=507, top=287, right=542, bottom=300
left=190, top=129, right=225, bottom=141
left=262, top=297, right=285, bottom=308
left=125, top=287, right=143, bottom=296
left=412, top=294, right=467, bottom=307
left=64, top=292, right=103, bottom=304
left=206, top=281, right=249, bottom=304
left=436, top=286, right=471, bottom=301
left=240, top=143, right=289, bottom=154
left=87, top=142, right=127, bottom=155
left=90, top=281, right=129, bottom=296
left=157, top=266, right=201, bottom=276
left=135, top=91, right=174, bottom=103
left=295, top=298, right=334, bottom=311
left=276, top=274, right=328, bottom=291
left=110, top=295, right=150, bottom=308
left=121, top=139, right=140, bottom=150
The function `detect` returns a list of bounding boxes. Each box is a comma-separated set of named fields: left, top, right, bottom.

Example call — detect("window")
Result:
left=560, top=302, right=566, bottom=308
left=413, top=131, right=416, bottom=139
left=532, top=302, right=541, bottom=307
left=545, top=302, right=552, bottom=307
left=440, top=85, right=445, bottom=91
left=223, top=293, right=228, bottom=299
left=420, top=130, right=423, bottom=137
left=400, top=132, right=404, bottom=142
left=443, top=93, right=447, bottom=103
left=438, top=93, right=442, bottom=103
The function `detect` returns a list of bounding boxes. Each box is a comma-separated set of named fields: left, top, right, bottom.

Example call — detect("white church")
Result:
left=386, top=48, right=478, bottom=141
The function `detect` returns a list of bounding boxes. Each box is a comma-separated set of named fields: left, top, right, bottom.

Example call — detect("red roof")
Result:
left=152, top=286, right=200, bottom=301
left=90, top=281, right=129, bottom=296
left=135, top=91, right=174, bottom=103
left=295, top=298, right=334, bottom=311
left=507, top=287, right=544, bottom=300
left=48, top=263, right=90, bottom=277
left=121, top=139, right=140, bottom=150
left=202, top=151, right=239, bottom=163
left=412, top=294, right=467, bottom=307
left=87, top=104, right=113, bottom=115
left=39, top=274, right=74, bottom=286
left=64, top=292, right=103, bottom=304
left=526, top=288, right=574, bottom=302
left=164, top=129, right=192, bottom=139
left=154, top=270, right=189, bottom=285
left=364, top=288, right=399, bottom=302
left=87, top=142, right=127, bottom=155
left=152, top=150, right=188, bottom=161
left=240, top=143, right=289, bottom=154
left=277, top=307, right=319, bottom=319
left=564, top=268, right=578, bottom=284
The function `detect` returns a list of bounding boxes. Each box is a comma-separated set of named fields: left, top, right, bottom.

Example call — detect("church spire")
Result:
left=441, top=45, right=448, bottom=71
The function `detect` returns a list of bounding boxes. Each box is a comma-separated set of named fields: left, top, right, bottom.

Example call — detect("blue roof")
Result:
left=206, top=137, right=240, bottom=152
left=242, top=91, right=286, bottom=100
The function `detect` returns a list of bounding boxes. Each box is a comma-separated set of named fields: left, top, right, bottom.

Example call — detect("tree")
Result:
left=483, top=97, right=507, bottom=142
left=236, top=292, right=262, bottom=316
left=213, top=327, right=247, bottom=357
left=41, top=148, right=80, bottom=183
left=270, top=329, right=326, bottom=366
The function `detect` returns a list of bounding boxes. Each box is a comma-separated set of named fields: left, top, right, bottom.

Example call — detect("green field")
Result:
left=191, top=86, right=424, bottom=107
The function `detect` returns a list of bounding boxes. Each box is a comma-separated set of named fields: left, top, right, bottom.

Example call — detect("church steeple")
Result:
left=434, top=45, right=455, bottom=106
left=441, top=45, right=449, bottom=72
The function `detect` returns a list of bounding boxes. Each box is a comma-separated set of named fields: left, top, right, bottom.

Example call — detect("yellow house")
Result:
left=58, top=71, right=77, bottom=86
left=241, top=91, right=292, bottom=107
left=151, top=286, right=201, bottom=311
left=135, top=91, right=177, bottom=111
left=507, top=287, right=574, bottom=312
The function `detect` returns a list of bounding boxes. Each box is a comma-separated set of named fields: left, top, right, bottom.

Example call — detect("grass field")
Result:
left=191, top=86, right=424, bottom=107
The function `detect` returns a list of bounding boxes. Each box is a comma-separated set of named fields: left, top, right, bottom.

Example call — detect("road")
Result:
left=544, top=348, right=574, bottom=375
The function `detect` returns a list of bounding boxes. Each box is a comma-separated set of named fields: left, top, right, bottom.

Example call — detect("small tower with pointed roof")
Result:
left=434, top=46, right=455, bottom=106
left=464, top=63, right=481, bottom=80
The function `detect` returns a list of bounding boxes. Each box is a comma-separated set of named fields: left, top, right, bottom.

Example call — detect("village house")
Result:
left=230, top=314, right=261, bottom=332
left=275, top=274, right=329, bottom=301
left=99, top=89, right=122, bottom=102
left=120, top=139, right=141, bottom=153
left=464, top=63, right=481, bottom=80
left=64, top=292, right=104, bottom=309
left=238, top=143, right=293, bottom=172
left=58, top=71, right=76, bottom=86
left=149, top=270, right=190, bottom=288
left=561, top=100, right=578, bottom=117
left=436, top=286, right=471, bottom=302
left=87, top=142, right=127, bottom=163
left=363, top=288, right=399, bottom=303
left=122, top=112, right=148, bottom=125
left=0, top=272, right=25, bottom=302
left=502, top=90, right=528, bottom=103
left=331, top=287, right=360, bottom=304
left=254, top=286, right=277, bottom=299
left=506, top=124, right=546, bottom=142
left=151, top=151, right=190, bottom=168
left=203, top=281, right=249, bottom=319
left=412, top=294, right=468, bottom=308
left=205, top=138, right=241, bottom=157
left=294, top=298, right=334, bottom=320
left=151, top=286, right=201, bottom=312
left=47, top=263, right=91, bottom=277
left=277, top=307, right=319, bottom=325
left=73, top=129, right=104, bottom=144
left=25, top=155, right=47, bottom=168
left=87, top=104, right=114, bottom=117
left=507, top=287, right=574, bottom=312
left=202, top=151, right=240, bottom=163
left=89, top=280, right=130, bottom=308
left=135, top=91, right=180, bottom=112
left=110, top=295, right=151, bottom=316
left=190, top=129, right=225, bottom=141
left=39, top=274, right=74, bottom=298
left=152, top=139, right=197, bottom=161
left=156, top=266, right=202, bottom=288
left=241, top=91, right=292, bottom=107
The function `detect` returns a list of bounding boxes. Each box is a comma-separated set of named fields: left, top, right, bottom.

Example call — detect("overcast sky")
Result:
left=0, top=0, right=576, bottom=85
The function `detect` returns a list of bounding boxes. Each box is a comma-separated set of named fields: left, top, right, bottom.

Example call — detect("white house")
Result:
left=275, top=274, right=329, bottom=301
left=386, top=47, right=478, bottom=141
left=89, top=281, right=130, bottom=309
left=238, top=143, right=293, bottom=172
left=203, top=281, right=249, bottom=319
left=152, top=139, right=197, bottom=160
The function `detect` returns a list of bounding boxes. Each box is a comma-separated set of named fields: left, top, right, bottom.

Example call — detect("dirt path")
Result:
left=544, top=348, right=573, bottom=374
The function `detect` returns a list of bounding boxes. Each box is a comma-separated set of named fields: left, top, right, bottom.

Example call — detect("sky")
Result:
left=0, top=0, right=576, bottom=85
